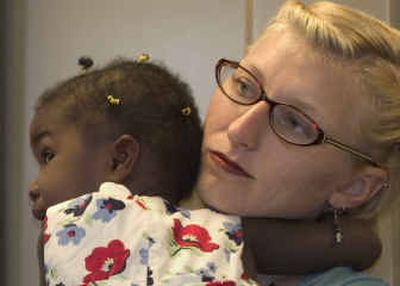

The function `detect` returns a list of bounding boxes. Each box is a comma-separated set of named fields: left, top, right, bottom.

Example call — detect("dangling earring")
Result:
left=333, top=208, right=346, bottom=245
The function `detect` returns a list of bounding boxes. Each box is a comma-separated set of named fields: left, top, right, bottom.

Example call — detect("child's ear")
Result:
left=328, top=166, right=387, bottom=209
left=107, top=134, right=140, bottom=183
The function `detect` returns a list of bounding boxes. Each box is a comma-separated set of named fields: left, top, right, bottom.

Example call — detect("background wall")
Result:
left=0, top=0, right=6, bottom=281
left=4, top=0, right=26, bottom=285
left=4, top=1, right=399, bottom=285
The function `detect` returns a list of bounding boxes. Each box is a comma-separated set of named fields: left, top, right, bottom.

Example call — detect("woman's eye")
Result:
left=286, top=112, right=312, bottom=134
left=273, top=106, right=318, bottom=143
left=287, top=114, right=307, bottom=132
left=40, top=149, right=55, bottom=165
left=232, top=74, right=258, bottom=99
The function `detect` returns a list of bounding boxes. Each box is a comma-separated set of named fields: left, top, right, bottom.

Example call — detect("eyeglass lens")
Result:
left=218, top=60, right=321, bottom=145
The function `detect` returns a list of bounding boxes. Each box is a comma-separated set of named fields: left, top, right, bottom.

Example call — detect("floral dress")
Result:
left=44, top=182, right=257, bottom=286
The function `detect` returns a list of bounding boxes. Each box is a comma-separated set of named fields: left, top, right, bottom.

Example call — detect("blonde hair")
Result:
left=255, top=0, right=400, bottom=217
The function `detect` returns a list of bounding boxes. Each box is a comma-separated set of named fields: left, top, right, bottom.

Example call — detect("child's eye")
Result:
left=40, top=149, right=55, bottom=165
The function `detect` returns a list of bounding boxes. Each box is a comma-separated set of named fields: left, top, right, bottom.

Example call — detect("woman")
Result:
left=193, top=0, right=399, bottom=284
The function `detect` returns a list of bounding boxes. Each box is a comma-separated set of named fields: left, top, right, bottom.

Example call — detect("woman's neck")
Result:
left=179, top=189, right=205, bottom=210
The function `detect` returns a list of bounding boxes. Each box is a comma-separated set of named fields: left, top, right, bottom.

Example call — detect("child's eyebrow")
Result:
left=30, top=130, right=51, bottom=147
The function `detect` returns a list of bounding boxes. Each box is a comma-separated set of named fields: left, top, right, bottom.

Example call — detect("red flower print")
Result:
left=172, top=218, right=219, bottom=254
left=206, top=281, right=236, bottom=286
left=241, top=272, right=250, bottom=281
left=43, top=234, right=50, bottom=244
left=42, top=216, right=50, bottom=244
left=82, top=239, right=130, bottom=285
left=65, top=194, right=92, bottom=217
left=134, top=198, right=148, bottom=210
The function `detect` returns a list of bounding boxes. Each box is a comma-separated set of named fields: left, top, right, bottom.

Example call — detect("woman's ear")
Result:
left=107, top=134, right=140, bottom=183
left=328, top=166, right=387, bottom=209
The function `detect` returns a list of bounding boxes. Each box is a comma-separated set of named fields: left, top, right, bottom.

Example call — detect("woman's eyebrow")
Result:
left=244, top=63, right=323, bottom=122
left=281, top=90, right=327, bottom=128
left=241, top=61, right=266, bottom=85
left=287, top=95, right=319, bottom=115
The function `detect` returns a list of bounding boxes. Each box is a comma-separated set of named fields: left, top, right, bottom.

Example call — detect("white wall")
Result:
left=4, top=0, right=27, bottom=285
left=5, top=0, right=399, bottom=285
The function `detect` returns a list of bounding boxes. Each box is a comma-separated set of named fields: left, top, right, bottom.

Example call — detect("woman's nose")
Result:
left=227, top=102, right=268, bottom=150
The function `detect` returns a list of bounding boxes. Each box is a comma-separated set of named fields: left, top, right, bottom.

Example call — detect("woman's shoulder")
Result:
left=299, top=267, right=389, bottom=286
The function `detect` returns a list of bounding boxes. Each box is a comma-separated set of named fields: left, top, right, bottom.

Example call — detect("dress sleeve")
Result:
left=43, top=193, right=96, bottom=285
left=43, top=182, right=137, bottom=286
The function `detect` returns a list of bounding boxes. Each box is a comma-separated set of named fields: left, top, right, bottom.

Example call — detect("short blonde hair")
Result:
left=254, top=0, right=400, bottom=216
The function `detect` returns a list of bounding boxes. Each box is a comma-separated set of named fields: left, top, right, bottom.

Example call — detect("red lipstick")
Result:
left=209, top=150, right=255, bottom=179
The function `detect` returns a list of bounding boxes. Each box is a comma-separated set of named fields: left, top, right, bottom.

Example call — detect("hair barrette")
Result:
left=136, top=53, right=150, bottom=63
left=181, top=106, right=191, bottom=116
left=107, top=94, right=122, bottom=106
left=78, top=56, right=94, bottom=73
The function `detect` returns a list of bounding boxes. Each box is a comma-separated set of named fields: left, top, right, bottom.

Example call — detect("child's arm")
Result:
left=242, top=217, right=381, bottom=274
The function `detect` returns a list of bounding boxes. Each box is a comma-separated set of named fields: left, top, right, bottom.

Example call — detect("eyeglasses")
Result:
left=215, top=58, right=379, bottom=167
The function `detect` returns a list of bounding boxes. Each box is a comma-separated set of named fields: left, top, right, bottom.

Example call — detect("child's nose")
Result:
left=227, top=102, right=269, bottom=150
left=28, top=181, right=40, bottom=202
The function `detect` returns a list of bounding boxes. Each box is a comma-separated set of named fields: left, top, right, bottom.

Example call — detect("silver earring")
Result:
left=333, top=208, right=346, bottom=245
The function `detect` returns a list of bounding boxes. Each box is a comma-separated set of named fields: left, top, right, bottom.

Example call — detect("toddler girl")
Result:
left=29, top=56, right=255, bottom=285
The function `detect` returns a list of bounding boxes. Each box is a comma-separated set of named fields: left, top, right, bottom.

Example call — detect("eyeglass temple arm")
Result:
left=323, top=137, right=378, bottom=167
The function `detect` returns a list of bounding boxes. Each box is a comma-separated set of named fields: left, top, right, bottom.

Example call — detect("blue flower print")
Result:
left=56, top=223, right=86, bottom=246
left=195, top=262, right=217, bottom=282
left=224, top=247, right=231, bottom=262
left=223, top=222, right=243, bottom=246
left=207, top=262, right=216, bottom=273
left=139, top=236, right=155, bottom=265
left=164, top=200, right=179, bottom=214
left=178, top=208, right=191, bottom=219
left=64, top=194, right=92, bottom=217
left=164, top=200, right=191, bottom=218
left=139, top=247, right=149, bottom=265
left=92, top=197, right=125, bottom=223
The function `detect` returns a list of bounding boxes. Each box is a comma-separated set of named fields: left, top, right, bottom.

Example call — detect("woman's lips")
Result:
left=209, top=150, right=255, bottom=179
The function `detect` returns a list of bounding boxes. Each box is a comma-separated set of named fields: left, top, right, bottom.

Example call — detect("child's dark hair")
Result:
left=35, top=58, right=202, bottom=203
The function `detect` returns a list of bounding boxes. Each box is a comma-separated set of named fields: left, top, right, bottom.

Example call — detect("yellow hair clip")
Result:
left=107, top=94, right=122, bottom=106
left=181, top=106, right=191, bottom=116
left=136, top=53, right=150, bottom=63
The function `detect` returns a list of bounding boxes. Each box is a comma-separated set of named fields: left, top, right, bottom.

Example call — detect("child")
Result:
left=29, top=56, right=256, bottom=285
